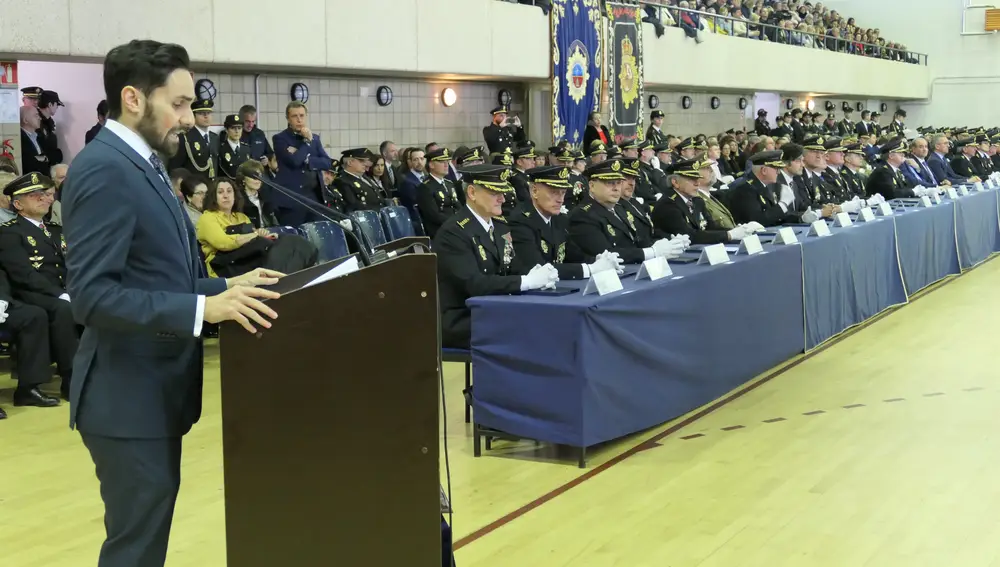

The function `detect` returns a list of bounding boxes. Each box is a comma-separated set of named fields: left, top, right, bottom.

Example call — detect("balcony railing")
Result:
left=503, top=0, right=928, bottom=66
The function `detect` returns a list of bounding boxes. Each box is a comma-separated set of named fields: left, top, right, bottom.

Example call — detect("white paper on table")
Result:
left=0, top=89, right=18, bottom=124
left=303, top=256, right=360, bottom=289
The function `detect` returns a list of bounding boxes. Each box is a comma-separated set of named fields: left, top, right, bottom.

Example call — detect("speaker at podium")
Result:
left=219, top=247, right=445, bottom=566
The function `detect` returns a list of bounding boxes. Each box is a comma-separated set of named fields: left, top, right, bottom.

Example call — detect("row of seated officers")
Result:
left=435, top=133, right=966, bottom=349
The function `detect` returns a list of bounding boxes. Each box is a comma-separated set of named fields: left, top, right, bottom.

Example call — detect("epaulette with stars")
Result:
left=670, top=193, right=678, bottom=200
left=457, top=217, right=471, bottom=229
left=581, top=204, right=592, bottom=211
left=2, top=218, right=17, bottom=226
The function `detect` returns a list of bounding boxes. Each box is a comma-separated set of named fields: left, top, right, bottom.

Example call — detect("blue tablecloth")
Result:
left=468, top=244, right=804, bottom=448
left=799, top=218, right=907, bottom=350
left=893, top=202, right=960, bottom=295
left=954, top=189, right=1000, bottom=269
left=464, top=188, right=1000, bottom=452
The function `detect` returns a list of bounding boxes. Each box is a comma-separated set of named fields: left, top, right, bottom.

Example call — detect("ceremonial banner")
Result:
left=606, top=2, right=643, bottom=145
left=551, top=0, right=602, bottom=146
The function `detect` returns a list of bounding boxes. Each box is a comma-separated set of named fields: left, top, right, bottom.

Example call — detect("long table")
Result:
left=467, top=187, right=1000, bottom=461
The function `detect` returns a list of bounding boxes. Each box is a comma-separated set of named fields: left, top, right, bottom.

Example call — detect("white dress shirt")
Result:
left=104, top=119, right=206, bottom=337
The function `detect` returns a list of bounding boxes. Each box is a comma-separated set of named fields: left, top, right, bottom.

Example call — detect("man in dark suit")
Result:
left=433, top=165, right=556, bottom=348
left=169, top=98, right=218, bottom=178
left=567, top=159, right=686, bottom=264
left=20, top=106, right=49, bottom=176
left=509, top=165, right=621, bottom=281
left=927, top=133, right=970, bottom=186
left=0, top=174, right=78, bottom=399
left=61, top=40, right=281, bottom=567
left=85, top=100, right=109, bottom=146
left=271, top=101, right=333, bottom=226
left=854, top=110, right=873, bottom=138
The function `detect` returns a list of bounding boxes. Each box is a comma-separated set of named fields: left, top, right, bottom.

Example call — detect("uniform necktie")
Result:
left=149, top=153, right=192, bottom=261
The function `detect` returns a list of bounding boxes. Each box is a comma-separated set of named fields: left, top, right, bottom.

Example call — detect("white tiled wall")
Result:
left=643, top=91, right=754, bottom=137
left=195, top=72, right=525, bottom=156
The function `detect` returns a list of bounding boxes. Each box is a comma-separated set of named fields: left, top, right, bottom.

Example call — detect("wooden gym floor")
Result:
left=3, top=258, right=1000, bottom=566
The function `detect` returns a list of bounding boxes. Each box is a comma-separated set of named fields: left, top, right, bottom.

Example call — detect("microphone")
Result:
left=252, top=172, right=374, bottom=267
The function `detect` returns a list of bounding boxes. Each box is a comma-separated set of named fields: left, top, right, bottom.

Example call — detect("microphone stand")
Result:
left=253, top=173, right=374, bottom=267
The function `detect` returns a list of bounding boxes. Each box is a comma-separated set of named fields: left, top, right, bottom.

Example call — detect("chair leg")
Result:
left=473, top=422, right=482, bottom=457
left=578, top=446, right=587, bottom=469
left=463, top=362, right=471, bottom=424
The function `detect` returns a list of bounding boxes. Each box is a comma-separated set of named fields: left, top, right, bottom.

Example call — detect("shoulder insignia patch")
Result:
left=581, top=204, right=592, bottom=211
left=523, top=210, right=531, bottom=217
left=493, top=215, right=507, bottom=223
left=457, top=217, right=471, bottom=228
left=2, top=218, right=16, bottom=226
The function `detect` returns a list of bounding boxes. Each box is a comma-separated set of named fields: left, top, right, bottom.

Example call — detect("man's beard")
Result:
left=136, top=105, right=183, bottom=158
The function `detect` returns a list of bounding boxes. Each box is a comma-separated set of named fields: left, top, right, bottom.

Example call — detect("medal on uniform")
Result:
left=478, top=244, right=487, bottom=261
left=27, top=236, right=36, bottom=247
left=540, top=240, right=549, bottom=254
left=61, top=234, right=67, bottom=252
left=194, top=141, right=201, bottom=151
left=42, top=226, right=51, bottom=237
left=607, top=224, right=616, bottom=236
left=699, top=216, right=707, bottom=230
left=451, top=189, right=458, bottom=199
left=574, top=182, right=583, bottom=195
left=626, top=211, right=636, bottom=231
left=438, top=191, right=445, bottom=200
left=758, top=195, right=766, bottom=205
left=502, top=234, right=513, bottom=266
left=224, top=153, right=231, bottom=161
left=557, top=242, right=566, bottom=263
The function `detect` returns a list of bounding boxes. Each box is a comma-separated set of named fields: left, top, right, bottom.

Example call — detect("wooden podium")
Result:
left=219, top=253, right=441, bottom=566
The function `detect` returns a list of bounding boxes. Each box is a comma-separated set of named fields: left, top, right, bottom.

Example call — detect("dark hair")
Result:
left=97, top=99, right=109, bottom=117
left=424, top=142, right=439, bottom=153
left=236, top=160, right=264, bottom=188
left=202, top=177, right=242, bottom=213
left=379, top=140, right=395, bottom=155
left=367, top=156, right=386, bottom=178
left=179, top=174, right=208, bottom=199
left=285, top=101, right=307, bottom=117
left=103, top=40, right=190, bottom=120
left=239, top=104, right=257, bottom=119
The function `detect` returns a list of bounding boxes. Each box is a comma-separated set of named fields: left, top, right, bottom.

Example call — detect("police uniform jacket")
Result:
left=217, top=137, right=250, bottom=179
left=866, top=164, right=916, bottom=201
left=337, top=172, right=383, bottom=213
left=650, top=189, right=730, bottom=244
left=839, top=166, right=867, bottom=199
left=645, top=126, right=668, bottom=146
left=508, top=201, right=584, bottom=281
left=822, top=167, right=854, bottom=203
left=727, top=173, right=797, bottom=227
left=433, top=207, right=523, bottom=349
left=322, top=182, right=347, bottom=214
left=619, top=197, right=655, bottom=245
left=886, top=121, right=905, bottom=136
left=951, top=154, right=980, bottom=179
left=802, top=169, right=841, bottom=206
left=754, top=118, right=770, bottom=136
left=566, top=172, right=589, bottom=209
left=567, top=194, right=652, bottom=265
left=836, top=119, right=854, bottom=138
left=38, top=116, right=64, bottom=164
left=416, top=174, right=462, bottom=238
left=483, top=123, right=526, bottom=155
left=511, top=169, right=532, bottom=204
left=241, top=127, right=275, bottom=162
left=972, top=153, right=992, bottom=178
left=0, top=215, right=67, bottom=304
left=633, top=166, right=659, bottom=205
left=170, top=128, right=218, bottom=178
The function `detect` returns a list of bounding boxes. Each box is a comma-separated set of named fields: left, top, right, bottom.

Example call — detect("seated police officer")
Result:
left=510, top=146, right=536, bottom=204
left=567, top=159, right=688, bottom=264
left=867, top=137, right=941, bottom=201
left=337, top=148, right=383, bottom=213
left=0, top=173, right=78, bottom=398
left=618, top=160, right=656, bottom=243
left=509, top=165, right=623, bottom=281
left=651, top=159, right=752, bottom=244
left=416, top=147, right=463, bottom=238
left=727, top=150, right=801, bottom=227
left=434, top=165, right=558, bottom=349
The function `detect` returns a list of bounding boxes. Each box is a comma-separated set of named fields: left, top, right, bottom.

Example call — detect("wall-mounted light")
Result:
left=710, top=96, right=721, bottom=110
left=648, top=94, right=660, bottom=109
left=806, top=99, right=816, bottom=111
left=681, top=95, right=692, bottom=110
left=738, top=97, right=748, bottom=110
left=195, top=79, right=217, bottom=102
left=376, top=86, right=393, bottom=107
left=442, top=88, right=457, bottom=107
left=290, top=82, right=310, bottom=103
left=785, top=98, right=794, bottom=110
left=498, top=89, right=513, bottom=107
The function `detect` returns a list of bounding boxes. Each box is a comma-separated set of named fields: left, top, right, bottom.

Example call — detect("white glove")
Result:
left=652, top=238, right=686, bottom=259
left=634, top=197, right=644, bottom=205
left=0, top=311, right=8, bottom=324
left=720, top=175, right=735, bottom=184
left=670, top=233, right=692, bottom=249
left=727, top=225, right=748, bottom=241
left=650, top=157, right=661, bottom=170
left=338, top=219, right=353, bottom=231
left=560, top=205, right=569, bottom=214
left=589, top=251, right=624, bottom=275
left=838, top=200, right=860, bottom=214
left=654, top=193, right=663, bottom=201
left=742, top=221, right=765, bottom=233
left=59, top=293, right=71, bottom=302
left=523, top=264, right=559, bottom=290
left=866, top=194, right=885, bottom=206
left=801, top=209, right=819, bottom=223
left=720, top=184, right=730, bottom=191
left=778, top=184, right=794, bottom=207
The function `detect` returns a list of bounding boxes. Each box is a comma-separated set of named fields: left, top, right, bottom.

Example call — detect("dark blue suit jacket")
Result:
left=397, top=170, right=424, bottom=217
left=927, top=151, right=968, bottom=185
left=272, top=128, right=333, bottom=209
left=900, top=157, right=937, bottom=187
left=62, top=126, right=228, bottom=439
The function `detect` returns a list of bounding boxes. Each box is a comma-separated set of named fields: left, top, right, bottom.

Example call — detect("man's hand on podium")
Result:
left=205, top=286, right=280, bottom=334
left=226, top=268, right=285, bottom=289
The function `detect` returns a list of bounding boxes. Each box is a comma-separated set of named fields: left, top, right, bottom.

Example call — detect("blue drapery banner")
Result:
left=551, top=0, right=602, bottom=146
left=606, top=2, right=643, bottom=146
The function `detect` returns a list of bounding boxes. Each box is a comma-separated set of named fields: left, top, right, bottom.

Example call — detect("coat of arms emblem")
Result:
left=565, top=40, right=590, bottom=105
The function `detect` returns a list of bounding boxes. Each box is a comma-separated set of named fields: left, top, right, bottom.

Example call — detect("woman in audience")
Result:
left=236, top=160, right=279, bottom=229
left=583, top=112, right=612, bottom=154
left=367, top=156, right=390, bottom=201
left=196, top=177, right=318, bottom=277
left=180, top=174, right=208, bottom=225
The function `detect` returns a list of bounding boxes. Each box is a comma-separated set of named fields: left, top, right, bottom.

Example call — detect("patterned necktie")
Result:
left=149, top=153, right=192, bottom=261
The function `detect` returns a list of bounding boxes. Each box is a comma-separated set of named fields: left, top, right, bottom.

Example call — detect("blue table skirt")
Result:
left=469, top=244, right=804, bottom=448
left=464, top=189, right=1000, bottom=451
left=954, top=189, right=1000, bottom=269
left=800, top=218, right=907, bottom=350
left=894, top=202, right=960, bottom=295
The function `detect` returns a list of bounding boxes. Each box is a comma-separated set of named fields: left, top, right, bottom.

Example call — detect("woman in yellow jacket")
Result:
left=196, top=178, right=277, bottom=277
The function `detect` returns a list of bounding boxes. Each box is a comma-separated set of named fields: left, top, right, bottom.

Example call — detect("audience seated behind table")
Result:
left=179, top=174, right=208, bottom=226
left=195, top=177, right=318, bottom=278
left=433, top=164, right=559, bottom=350
left=237, top=160, right=279, bottom=229
left=567, top=159, right=689, bottom=265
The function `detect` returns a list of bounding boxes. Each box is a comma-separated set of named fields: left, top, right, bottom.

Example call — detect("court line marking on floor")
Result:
left=453, top=255, right=998, bottom=551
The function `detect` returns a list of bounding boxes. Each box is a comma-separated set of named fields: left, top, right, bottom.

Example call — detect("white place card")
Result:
left=736, top=234, right=764, bottom=255
left=807, top=219, right=831, bottom=237
left=697, top=243, right=731, bottom=265
left=987, top=179, right=996, bottom=190
left=957, top=185, right=969, bottom=196
left=945, top=186, right=959, bottom=200
left=876, top=202, right=894, bottom=216
left=918, top=196, right=933, bottom=207
left=930, top=193, right=942, bottom=205
left=975, top=181, right=984, bottom=192
left=774, top=226, right=800, bottom=245
left=856, top=207, right=876, bottom=223
left=833, top=212, right=854, bottom=227
left=635, top=257, right=672, bottom=281
left=582, top=269, right=623, bottom=296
